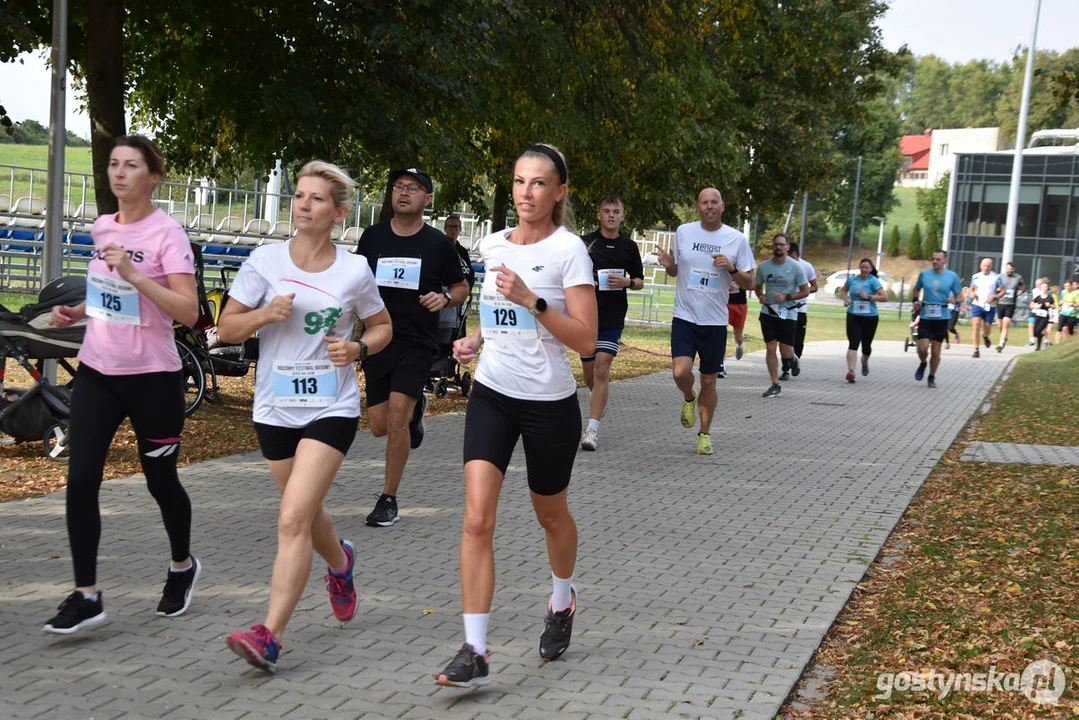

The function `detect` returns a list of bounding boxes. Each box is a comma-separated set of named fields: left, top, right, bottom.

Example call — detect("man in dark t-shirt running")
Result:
left=355, top=168, right=469, bottom=526
left=579, top=196, right=644, bottom=451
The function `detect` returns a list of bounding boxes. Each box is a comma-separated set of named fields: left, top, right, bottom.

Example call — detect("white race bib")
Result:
left=374, top=257, right=421, bottom=290
left=272, top=360, right=337, bottom=407
left=597, top=268, right=624, bottom=291
left=922, top=304, right=943, bottom=319
left=777, top=306, right=789, bottom=320
left=1005, top=288, right=1015, bottom=299
left=1033, top=308, right=1048, bottom=318
left=852, top=300, right=871, bottom=315
left=85, top=271, right=141, bottom=325
left=479, top=273, right=537, bottom=339
left=688, top=268, right=720, bottom=293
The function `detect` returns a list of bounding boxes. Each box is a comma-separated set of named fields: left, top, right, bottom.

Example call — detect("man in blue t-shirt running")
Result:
left=912, top=249, right=964, bottom=388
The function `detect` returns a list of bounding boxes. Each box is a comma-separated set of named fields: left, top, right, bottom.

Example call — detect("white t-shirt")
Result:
left=795, top=258, right=816, bottom=315
left=229, top=242, right=385, bottom=427
left=475, top=226, right=594, bottom=401
left=969, top=271, right=1003, bottom=309
left=671, top=222, right=754, bottom=326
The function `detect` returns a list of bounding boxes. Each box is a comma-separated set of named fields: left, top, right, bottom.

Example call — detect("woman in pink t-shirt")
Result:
left=42, top=136, right=202, bottom=636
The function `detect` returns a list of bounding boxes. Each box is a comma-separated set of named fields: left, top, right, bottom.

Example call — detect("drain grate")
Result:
left=809, top=402, right=847, bottom=407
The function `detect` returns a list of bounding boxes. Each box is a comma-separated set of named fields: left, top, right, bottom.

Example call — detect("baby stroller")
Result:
left=428, top=295, right=472, bottom=398
left=903, top=308, right=920, bottom=352
left=0, top=276, right=87, bottom=460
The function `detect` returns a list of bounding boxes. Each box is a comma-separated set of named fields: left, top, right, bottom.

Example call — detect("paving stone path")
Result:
left=961, top=441, right=1079, bottom=466
left=0, top=339, right=1023, bottom=719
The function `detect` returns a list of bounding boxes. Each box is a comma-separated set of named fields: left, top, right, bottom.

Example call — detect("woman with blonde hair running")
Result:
left=435, top=144, right=597, bottom=688
left=220, top=161, right=392, bottom=672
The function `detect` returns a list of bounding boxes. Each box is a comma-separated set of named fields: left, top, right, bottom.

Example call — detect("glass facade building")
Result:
left=946, top=149, right=1079, bottom=287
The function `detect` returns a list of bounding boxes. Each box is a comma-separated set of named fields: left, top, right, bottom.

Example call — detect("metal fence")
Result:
left=1, top=164, right=687, bottom=322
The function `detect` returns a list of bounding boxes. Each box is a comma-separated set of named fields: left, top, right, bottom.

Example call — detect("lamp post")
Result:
left=872, top=216, right=886, bottom=273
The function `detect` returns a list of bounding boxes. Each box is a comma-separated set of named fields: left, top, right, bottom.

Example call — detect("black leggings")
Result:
left=1034, top=316, right=1051, bottom=347
left=947, top=309, right=960, bottom=336
left=66, top=364, right=190, bottom=587
left=846, top=314, right=880, bottom=355
left=794, top=312, right=807, bottom=358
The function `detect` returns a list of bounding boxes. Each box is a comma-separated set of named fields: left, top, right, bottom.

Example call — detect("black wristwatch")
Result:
left=528, top=297, right=548, bottom=316
left=443, top=291, right=453, bottom=306
left=356, top=340, right=368, bottom=366
left=785, top=293, right=792, bottom=302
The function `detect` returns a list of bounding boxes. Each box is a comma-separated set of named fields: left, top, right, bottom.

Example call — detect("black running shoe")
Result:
left=43, top=591, right=107, bottom=635
left=983, top=335, right=991, bottom=349
left=762, top=383, right=781, bottom=398
left=539, top=588, right=576, bottom=661
left=915, top=361, right=927, bottom=382
left=779, top=370, right=790, bottom=381
left=790, top=357, right=800, bottom=376
left=157, top=557, right=202, bottom=617
left=436, top=643, right=491, bottom=688
left=366, top=493, right=399, bottom=527
left=861, top=360, right=869, bottom=377
left=409, top=394, right=428, bottom=449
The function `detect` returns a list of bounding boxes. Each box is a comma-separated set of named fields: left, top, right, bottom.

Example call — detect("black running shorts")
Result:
left=254, top=416, right=360, bottom=461
left=462, top=381, right=580, bottom=496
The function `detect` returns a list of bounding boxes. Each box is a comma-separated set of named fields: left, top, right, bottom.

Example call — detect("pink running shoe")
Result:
left=325, top=539, right=357, bottom=622
left=226, top=624, right=281, bottom=673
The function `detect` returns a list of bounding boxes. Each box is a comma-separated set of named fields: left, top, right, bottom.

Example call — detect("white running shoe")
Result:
left=580, top=428, right=598, bottom=451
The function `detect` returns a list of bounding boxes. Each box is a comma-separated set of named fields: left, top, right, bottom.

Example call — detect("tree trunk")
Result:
left=85, top=0, right=126, bottom=215
left=491, top=182, right=509, bottom=231
left=378, top=178, right=394, bottom=223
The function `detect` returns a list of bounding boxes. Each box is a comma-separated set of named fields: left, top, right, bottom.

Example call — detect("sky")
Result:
left=1, top=0, right=1078, bottom=132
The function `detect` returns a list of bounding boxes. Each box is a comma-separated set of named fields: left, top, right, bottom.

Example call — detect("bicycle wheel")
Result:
left=176, top=339, right=207, bottom=416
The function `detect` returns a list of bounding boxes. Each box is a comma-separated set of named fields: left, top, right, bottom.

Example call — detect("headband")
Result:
left=523, top=144, right=568, bottom=185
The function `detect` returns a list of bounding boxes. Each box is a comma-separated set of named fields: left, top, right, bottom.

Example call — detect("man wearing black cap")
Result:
left=355, top=168, right=469, bottom=527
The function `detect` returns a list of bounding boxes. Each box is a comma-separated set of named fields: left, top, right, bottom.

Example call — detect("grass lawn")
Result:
left=782, top=340, right=1079, bottom=718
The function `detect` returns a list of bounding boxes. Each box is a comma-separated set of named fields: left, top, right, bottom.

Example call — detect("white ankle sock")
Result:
left=551, top=573, right=574, bottom=612
left=80, top=591, right=99, bottom=601
left=463, top=613, right=489, bottom=655
left=587, top=418, right=600, bottom=432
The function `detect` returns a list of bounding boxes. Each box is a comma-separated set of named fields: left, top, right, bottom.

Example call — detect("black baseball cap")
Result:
left=389, top=167, right=433, bottom=193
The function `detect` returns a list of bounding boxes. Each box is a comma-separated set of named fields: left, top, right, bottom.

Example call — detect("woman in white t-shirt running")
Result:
left=435, top=145, right=598, bottom=688
left=218, top=161, right=392, bottom=673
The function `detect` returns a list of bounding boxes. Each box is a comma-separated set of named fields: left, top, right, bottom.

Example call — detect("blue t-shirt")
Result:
left=915, top=269, right=963, bottom=320
left=755, top=257, right=807, bottom=319
left=844, top=274, right=884, bottom=317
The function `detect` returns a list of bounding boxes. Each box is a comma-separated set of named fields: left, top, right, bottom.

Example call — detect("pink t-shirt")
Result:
left=78, top=208, right=195, bottom=375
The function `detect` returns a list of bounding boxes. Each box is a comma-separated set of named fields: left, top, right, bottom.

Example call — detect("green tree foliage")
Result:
left=895, top=55, right=1013, bottom=133
left=818, top=95, right=903, bottom=239
left=4, top=0, right=901, bottom=229
left=888, top=223, right=902, bottom=257
left=916, top=171, right=950, bottom=234
left=924, top=220, right=938, bottom=256
left=997, top=48, right=1079, bottom=145
left=0, top=118, right=47, bottom=144
left=907, top=222, right=924, bottom=260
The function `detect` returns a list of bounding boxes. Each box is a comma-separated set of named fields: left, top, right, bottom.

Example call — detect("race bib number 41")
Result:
left=272, top=360, right=337, bottom=407
left=688, top=268, right=720, bottom=293
left=85, top=270, right=141, bottom=325
left=375, top=257, right=421, bottom=290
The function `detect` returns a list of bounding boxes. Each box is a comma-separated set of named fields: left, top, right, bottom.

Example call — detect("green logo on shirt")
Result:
left=304, top=307, right=343, bottom=335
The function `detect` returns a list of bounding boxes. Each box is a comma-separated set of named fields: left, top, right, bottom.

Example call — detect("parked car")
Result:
left=822, top=270, right=892, bottom=297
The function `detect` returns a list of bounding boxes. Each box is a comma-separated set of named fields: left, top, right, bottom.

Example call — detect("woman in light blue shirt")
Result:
left=841, top=259, right=887, bottom=382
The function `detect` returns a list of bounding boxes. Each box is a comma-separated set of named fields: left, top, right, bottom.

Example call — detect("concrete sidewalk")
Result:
left=0, top=339, right=1022, bottom=719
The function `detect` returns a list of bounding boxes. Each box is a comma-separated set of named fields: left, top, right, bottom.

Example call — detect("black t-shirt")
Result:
left=355, top=221, right=465, bottom=350
left=1032, top=293, right=1055, bottom=312
left=728, top=287, right=747, bottom=305
left=582, top=231, right=644, bottom=330
left=454, top=241, right=476, bottom=288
